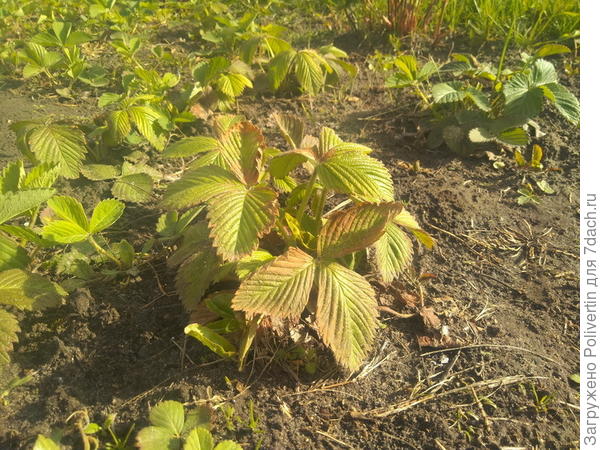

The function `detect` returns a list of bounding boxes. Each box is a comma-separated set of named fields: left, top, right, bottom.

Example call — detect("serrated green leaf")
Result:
left=0, top=308, right=19, bottom=365
left=116, top=239, right=135, bottom=268
left=374, top=223, right=413, bottom=283
left=98, top=92, right=122, bottom=108
left=21, top=164, right=58, bottom=190
left=112, top=173, right=153, bottom=203
left=128, top=106, right=167, bottom=150
left=497, top=127, right=529, bottom=146
left=318, top=203, right=404, bottom=258
left=65, top=30, right=93, bottom=47
left=317, top=148, right=394, bottom=202
left=544, top=83, right=579, bottom=124
left=167, top=223, right=212, bottom=268
left=0, top=160, right=25, bottom=193
left=89, top=199, right=124, bottom=233
left=80, top=164, right=120, bottom=181
left=184, top=427, right=213, bottom=450
left=0, top=225, right=51, bottom=247
left=0, top=234, right=29, bottom=271
left=432, top=82, right=466, bottom=103
left=185, top=323, right=237, bottom=358
left=235, top=250, right=275, bottom=280
left=0, top=269, right=64, bottom=310
left=0, top=189, right=55, bottom=225
left=108, top=110, right=132, bottom=142
left=269, top=49, right=296, bottom=90
left=268, top=150, right=312, bottom=179
left=149, top=401, right=185, bottom=436
left=42, top=220, right=89, bottom=243
left=162, top=166, right=241, bottom=210
left=273, top=113, right=304, bottom=149
left=176, top=249, right=221, bottom=311
left=295, top=50, right=324, bottom=95
left=28, top=124, right=87, bottom=179
left=136, top=426, right=179, bottom=450
left=206, top=184, right=278, bottom=260
left=232, top=247, right=314, bottom=319
left=192, top=56, right=230, bottom=85
left=217, top=73, right=252, bottom=98
left=318, top=127, right=343, bottom=157
left=47, top=196, right=88, bottom=230
left=315, top=261, right=378, bottom=371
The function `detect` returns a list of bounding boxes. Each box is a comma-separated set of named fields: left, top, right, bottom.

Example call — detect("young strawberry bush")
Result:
left=378, top=50, right=580, bottom=155
left=161, top=114, right=433, bottom=371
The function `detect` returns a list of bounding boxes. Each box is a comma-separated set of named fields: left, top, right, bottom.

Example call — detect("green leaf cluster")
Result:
left=136, top=400, right=241, bottom=450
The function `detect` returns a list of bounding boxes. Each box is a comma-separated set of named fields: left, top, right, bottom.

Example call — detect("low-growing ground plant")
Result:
left=380, top=50, right=579, bottom=155
left=161, top=114, right=433, bottom=371
left=136, top=400, right=242, bottom=450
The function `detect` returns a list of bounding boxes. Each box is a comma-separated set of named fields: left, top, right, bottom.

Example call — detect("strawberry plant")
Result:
left=381, top=52, right=579, bottom=155
left=161, top=114, right=433, bottom=371
left=41, top=196, right=132, bottom=270
left=0, top=163, right=63, bottom=364
left=136, top=400, right=242, bottom=450
left=268, top=44, right=356, bottom=95
left=191, top=56, right=254, bottom=112
left=10, top=120, right=88, bottom=179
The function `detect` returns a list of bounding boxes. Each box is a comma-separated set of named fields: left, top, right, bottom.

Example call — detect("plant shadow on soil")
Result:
left=0, top=38, right=580, bottom=449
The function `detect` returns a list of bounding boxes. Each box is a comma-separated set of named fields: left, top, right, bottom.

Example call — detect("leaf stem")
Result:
left=295, top=171, right=318, bottom=223
left=88, top=235, right=122, bottom=268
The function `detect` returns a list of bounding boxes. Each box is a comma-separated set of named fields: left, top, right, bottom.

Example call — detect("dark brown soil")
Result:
left=0, top=49, right=580, bottom=449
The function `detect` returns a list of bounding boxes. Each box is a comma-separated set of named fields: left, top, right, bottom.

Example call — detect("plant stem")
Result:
left=496, top=0, right=518, bottom=81
left=295, top=171, right=318, bottom=223
left=313, top=187, right=328, bottom=232
left=88, top=235, right=122, bottom=268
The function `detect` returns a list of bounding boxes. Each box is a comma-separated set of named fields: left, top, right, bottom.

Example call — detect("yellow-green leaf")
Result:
left=315, top=261, right=378, bottom=371
left=232, top=247, right=314, bottom=319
